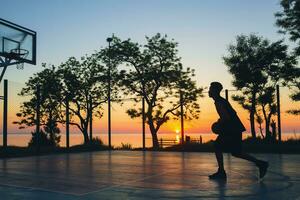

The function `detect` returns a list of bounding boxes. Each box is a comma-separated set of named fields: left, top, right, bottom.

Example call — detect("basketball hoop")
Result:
left=10, top=48, right=29, bottom=70
left=0, top=18, right=36, bottom=82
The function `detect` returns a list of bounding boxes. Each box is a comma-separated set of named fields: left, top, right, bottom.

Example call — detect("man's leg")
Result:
left=215, top=149, right=225, bottom=172
left=231, top=152, right=269, bottom=178
left=231, top=152, right=258, bottom=163
left=209, top=139, right=227, bottom=179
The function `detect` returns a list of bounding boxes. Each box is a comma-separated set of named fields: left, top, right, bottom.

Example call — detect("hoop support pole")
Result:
left=0, top=57, right=11, bottom=83
left=0, top=65, right=8, bottom=83
left=3, top=80, right=8, bottom=149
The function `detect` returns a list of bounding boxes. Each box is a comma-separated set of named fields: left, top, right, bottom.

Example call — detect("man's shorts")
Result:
left=214, top=132, right=242, bottom=154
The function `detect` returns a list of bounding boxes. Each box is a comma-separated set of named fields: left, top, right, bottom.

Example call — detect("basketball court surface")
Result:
left=0, top=151, right=299, bottom=199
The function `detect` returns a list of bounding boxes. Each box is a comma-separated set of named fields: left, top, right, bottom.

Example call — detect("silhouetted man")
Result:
left=208, top=82, right=268, bottom=180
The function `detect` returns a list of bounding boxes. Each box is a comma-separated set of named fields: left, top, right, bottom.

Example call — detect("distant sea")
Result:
left=0, top=132, right=299, bottom=148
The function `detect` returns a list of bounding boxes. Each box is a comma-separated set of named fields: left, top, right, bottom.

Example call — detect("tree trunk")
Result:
left=270, top=120, right=277, bottom=141
left=83, top=131, right=89, bottom=144
left=258, top=123, right=264, bottom=138
left=146, top=105, right=160, bottom=149
left=50, top=125, right=54, bottom=145
left=49, top=111, right=54, bottom=145
left=83, top=124, right=89, bottom=145
left=148, top=118, right=159, bottom=149
left=261, top=105, right=271, bottom=140
left=250, top=92, right=257, bottom=139
left=250, top=111, right=256, bottom=138
left=265, top=120, right=271, bottom=140
left=266, top=112, right=273, bottom=141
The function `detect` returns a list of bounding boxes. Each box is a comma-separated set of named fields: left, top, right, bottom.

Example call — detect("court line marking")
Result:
left=103, top=169, right=294, bottom=199
left=78, top=171, right=170, bottom=196
left=231, top=168, right=291, bottom=182
left=80, top=168, right=290, bottom=196
left=0, top=182, right=83, bottom=196
left=0, top=157, right=183, bottom=196
left=0, top=170, right=170, bottom=197
left=0, top=170, right=116, bottom=186
left=0, top=168, right=293, bottom=197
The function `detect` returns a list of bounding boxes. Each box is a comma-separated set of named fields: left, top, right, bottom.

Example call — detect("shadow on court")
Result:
left=0, top=151, right=298, bottom=200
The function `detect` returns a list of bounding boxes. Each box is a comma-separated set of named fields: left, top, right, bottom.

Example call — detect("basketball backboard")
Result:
left=0, top=18, right=36, bottom=66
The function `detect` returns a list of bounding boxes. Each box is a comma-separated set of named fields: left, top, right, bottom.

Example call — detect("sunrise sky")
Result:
left=1, top=0, right=299, bottom=137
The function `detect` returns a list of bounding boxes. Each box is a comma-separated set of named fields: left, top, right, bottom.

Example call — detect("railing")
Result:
left=158, top=136, right=204, bottom=148
left=159, top=138, right=177, bottom=148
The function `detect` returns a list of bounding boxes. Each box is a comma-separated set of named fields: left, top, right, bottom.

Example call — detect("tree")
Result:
left=276, top=0, right=300, bottom=116
left=14, top=64, right=63, bottom=147
left=286, top=68, right=300, bottom=115
left=224, top=34, right=296, bottom=139
left=58, top=53, right=120, bottom=144
left=276, top=0, right=300, bottom=55
left=108, top=33, right=203, bottom=149
left=28, top=130, right=60, bottom=147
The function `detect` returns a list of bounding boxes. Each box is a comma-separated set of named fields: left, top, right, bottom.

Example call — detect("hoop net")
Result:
left=10, top=48, right=29, bottom=70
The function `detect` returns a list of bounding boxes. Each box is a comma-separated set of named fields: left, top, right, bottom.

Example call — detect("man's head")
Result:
left=209, top=82, right=223, bottom=99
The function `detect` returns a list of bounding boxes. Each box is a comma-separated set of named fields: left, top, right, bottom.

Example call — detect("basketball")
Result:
left=211, top=122, right=222, bottom=135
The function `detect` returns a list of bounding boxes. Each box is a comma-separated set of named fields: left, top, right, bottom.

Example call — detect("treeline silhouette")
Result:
left=14, top=34, right=203, bottom=150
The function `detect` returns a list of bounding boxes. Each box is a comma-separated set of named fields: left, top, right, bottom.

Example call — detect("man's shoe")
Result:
left=209, top=170, right=227, bottom=180
left=257, top=161, right=269, bottom=179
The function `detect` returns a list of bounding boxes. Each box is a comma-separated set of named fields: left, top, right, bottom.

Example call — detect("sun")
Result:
left=175, top=129, right=180, bottom=134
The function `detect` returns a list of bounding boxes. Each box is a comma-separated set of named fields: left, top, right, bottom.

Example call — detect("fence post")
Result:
left=66, top=96, right=70, bottom=149
left=180, top=92, right=184, bottom=145
left=36, top=84, right=41, bottom=153
left=3, top=79, right=8, bottom=149
left=276, top=85, right=282, bottom=143
left=89, top=95, right=93, bottom=142
left=142, top=97, right=146, bottom=150
left=225, top=89, right=229, bottom=101
left=200, top=135, right=202, bottom=144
